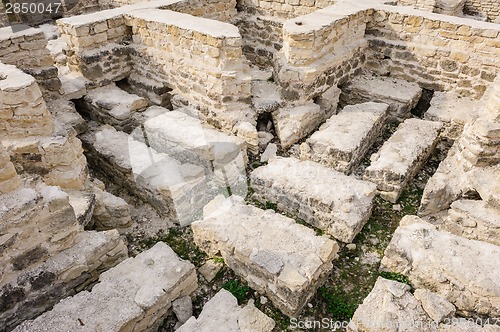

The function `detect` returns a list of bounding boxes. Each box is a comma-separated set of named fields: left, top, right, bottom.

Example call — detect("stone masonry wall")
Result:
left=237, top=0, right=336, bottom=19
left=276, top=2, right=370, bottom=100
left=0, top=62, right=54, bottom=138
left=276, top=0, right=500, bottom=101
left=0, top=27, right=61, bottom=96
left=464, top=0, right=500, bottom=23
left=126, top=9, right=252, bottom=131
left=365, top=5, right=500, bottom=99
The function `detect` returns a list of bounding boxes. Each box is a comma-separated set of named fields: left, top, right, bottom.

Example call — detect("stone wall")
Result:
left=0, top=26, right=61, bottom=96
left=365, top=5, right=500, bottom=99
left=276, top=3, right=370, bottom=100
left=237, top=0, right=336, bottom=19
left=127, top=9, right=252, bottom=131
left=464, top=0, right=500, bottom=23
left=0, top=63, right=54, bottom=138
left=0, top=146, right=21, bottom=194
left=275, top=0, right=500, bottom=101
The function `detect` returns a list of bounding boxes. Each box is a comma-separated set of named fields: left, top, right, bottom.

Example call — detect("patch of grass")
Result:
left=222, top=279, right=251, bottom=304
left=379, top=271, right=412, bottom=288
left=265, top=201, right=278, bottom=211
left=213, top=256, right=225, bottom=264
left=318, top=286, right=357, bottom=321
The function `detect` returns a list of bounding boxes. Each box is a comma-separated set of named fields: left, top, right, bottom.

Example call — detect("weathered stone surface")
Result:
left=414, top=288, right=456, bottom=323
left=178, top=289, right=275, bottom=332
left=67, top=190, right=96, bottom=227
left=1, top=229, right=127, bottom=331
left=437, top=199, right=500, bottom=246
left=0, top=146, right=21, bottom=194
left=424, top=92, right=480, bottom=139
left=46, top=99, right=87, bottom=134
left=300, top=102, right=388, bottom=173
left=252, top=80, right=283, bottom=113
left=143, top=109, right=248, bottom=197
left=273, top=102, right=323, bottom=149
left=81, top=84, right=148, bottom=132
left=250, top=157, right=377, bottom=243
left=340, top=73, right=422, bottom=120
left=364, top=118, right=442, bottom=203
left=14, top=242, right=197, bottom=332
left=381, top=216, right=500, bottom=317
left=315, top=85, right=341, bottom=117
left=173, top=296, right=193, bottom=325
left=89, top=186, right=132, bottom=231
left=82, top=125, right=214, bottom=225
left=198, top=260, right=224, bottom=283
left=470, top=165, right=500, bottom=208
left=348, top=277, right=435, bottom=331
left=192, top=195, right=339, bottom=316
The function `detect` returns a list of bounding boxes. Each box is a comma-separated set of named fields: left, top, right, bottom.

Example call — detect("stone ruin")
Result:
left=0, top=0, right=499, bottom=330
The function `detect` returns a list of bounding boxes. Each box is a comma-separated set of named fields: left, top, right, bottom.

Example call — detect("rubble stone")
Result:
left=177, top=289, right=275, bottom=332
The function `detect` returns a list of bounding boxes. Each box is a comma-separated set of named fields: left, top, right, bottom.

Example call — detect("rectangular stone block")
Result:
left=364, top=118, right=442, bottom=202
left=250, top=157, right=377, bottom=243
left=300, top=102, right=389, bottom=173
left=192, top=195, right=339, bottom=316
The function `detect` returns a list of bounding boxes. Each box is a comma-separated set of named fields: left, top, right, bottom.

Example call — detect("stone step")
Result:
left=81, top=125, right=216, bottom=226
left=364, top=118, right=442, bottom=203
left=143, top=109, right=248, bottom=196
left=177, top=289, right=275, bottom=332
left=441, top=199, right=500, bottom=246
left=191, top=195, right=339, bottom=317
left=14, top=242, right=197, bottom=332
left=79, top=84, right=148, bottom=132
left=340, top=72, right=422, bottom=120
left=250, top=157, right=377, bottom=243
left=300, top=102, right=389, bottom=174
left=424, top=91, right=480, bottom=139
left=381, top=215, right=500, bottom=318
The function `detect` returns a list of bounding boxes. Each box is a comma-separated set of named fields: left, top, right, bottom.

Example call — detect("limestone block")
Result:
left=348, top=277, right=436, bottom=331
left=14, top=242, right=197, bottom=332
left=143, top=109, right=248, bottom=197
left=340, top=73, right=422, bottom=120
left=82, top=84, right=147, bottom=132
left=438, top=199, right=500, bottom=246
left=418, top=145, right=470, bottom=216
left=83, top=125, right=214, bottom=225
left=470, top=165, right=500, bottom=208
left=300, top=102, right=389, bottom=174
left=89, top=187, right=132, bottom=231
left=192, top=195, right=339, bottom=316
left=252, top=80, right=283, bottom=113
left=178, top=289, right=275, bottom=332
left=364, top=119, right=442, bottom=203
left=0, top=229, right=127, bottom=330
left=414, top=289, right=456, bottom=323
left=0, top=148, right=21, bottom=194
left=381, top=216, right=500, bottom=317
left=250, top=157, right=377, bottom=243
left=424, top=92, right=480, bottom=139
left=273, top=102, right=323, bottom=149
left=316, top=85, right=341, bottom=117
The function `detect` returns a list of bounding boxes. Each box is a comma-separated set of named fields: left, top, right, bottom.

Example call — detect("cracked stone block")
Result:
left=250, top=157, right=377, bottom=243
left=348, top=277, right=436, bottom=331
left=252, top=80, right=283, bottom=113
left=439, top=199, right=500, bottom=246
left=300, top=102, right=389, bottom=174
left=14, top=242, right=197, bottom=332
left=424, top=92, right=480, bottom=139
left=413, top=288, right=456, bottom=323
left=143, top=109, right=248, bottom=197
left=67, top=190, right=96, bottom=227
left=178, top=289, right=275, bottom=332
left=81, top=84, right=148, bottom=132
left=273, top=102, right=323, bottom=149
left=192, top=195, right=339, bottom=316
left=381, top=215, right=500, bottom=318
left=470, top=165, right=500, bottom=209
left=364, top=118, right=442, bottom=203
left=89, top=187, right=132, bottom=231
left=340, top=73, right=422, bottom=120
left=82, top=125, right=215, bottom=225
